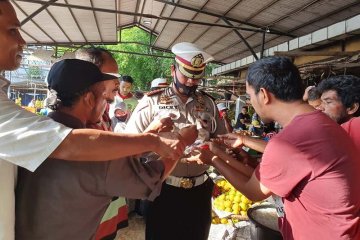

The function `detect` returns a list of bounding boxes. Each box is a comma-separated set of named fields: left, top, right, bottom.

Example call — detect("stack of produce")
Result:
left=212, top=178, right=259, bottom=225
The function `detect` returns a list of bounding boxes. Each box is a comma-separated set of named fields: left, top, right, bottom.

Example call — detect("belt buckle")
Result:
left=180, top=178, right=194, bottom=189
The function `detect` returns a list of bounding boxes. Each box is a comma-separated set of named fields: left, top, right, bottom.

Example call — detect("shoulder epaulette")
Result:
left=146, top=88, right=165, bottom=96
left=199, top=90, right=216, bottom=101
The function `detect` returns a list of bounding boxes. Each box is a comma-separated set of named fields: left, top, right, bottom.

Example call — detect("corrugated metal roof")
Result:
left=13, top=0, right=360, bottom=63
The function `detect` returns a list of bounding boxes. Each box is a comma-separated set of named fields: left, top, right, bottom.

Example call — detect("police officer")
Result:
left=125, top=42, right=227, bottom=240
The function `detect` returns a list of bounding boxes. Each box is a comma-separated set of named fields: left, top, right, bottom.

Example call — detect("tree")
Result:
left=105, top=27, right=173, bottom=90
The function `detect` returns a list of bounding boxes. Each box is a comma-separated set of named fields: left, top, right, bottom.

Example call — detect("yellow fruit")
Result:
left=229, top=189, right=236, bottom=195
left=233, top=195, right=241, bottom=203
left=212, top=217, right=220, bottom=224
left=241, top=195, right=250, bottom=204
left=220, top=218, right=228, bottom=224
left=232, top=209, right=240, bottom=215
left=240, top=210, right=247, bottom=217
left=232, top=204, right=240, bottom=211
left=224, top=200, right=231, bottom=208
left=218, top=194, right=225, bottom=200
left=240, top=202, right=248, bottom=211
left=225, top=207, right=232, bottom=212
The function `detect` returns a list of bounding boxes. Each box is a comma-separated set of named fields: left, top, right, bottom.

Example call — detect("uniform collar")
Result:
left=169, top=83, right=195, bottom=105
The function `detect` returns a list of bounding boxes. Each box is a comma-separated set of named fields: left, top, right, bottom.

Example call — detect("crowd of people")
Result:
left=0, top=0, right=359, bottom=240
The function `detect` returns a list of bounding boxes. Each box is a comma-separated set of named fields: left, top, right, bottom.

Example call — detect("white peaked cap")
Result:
left=172, top=42, right=214, bottom=64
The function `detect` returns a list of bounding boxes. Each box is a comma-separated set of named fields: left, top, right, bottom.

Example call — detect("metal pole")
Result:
left=260, top=31, right=266, bottom=59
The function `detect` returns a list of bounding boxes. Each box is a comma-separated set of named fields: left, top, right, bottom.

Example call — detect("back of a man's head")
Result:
left=317, top=75, right=360, bottom=117
left=75, top=47, right=115, bottom=70
left=246, top=56, right=304, bottom=102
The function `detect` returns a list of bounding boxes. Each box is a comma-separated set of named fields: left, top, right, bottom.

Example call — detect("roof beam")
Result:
left=19, top=28, right=39, bottom=43
left=210, top=0, right=323, bottom=62
left=28, top=42, right=174, bottom=59
left=19, top=0, right=57, bottom=26
left=89, top=0, right=103, bottom=42
left=150, top=1, right=176, bottom=49
left=197, top=0, right=243, bottom=49
left=222, top=18, right=258, bottom=60
left=63, top=0, right=88, bottom=43
left=275, top=51, right=360, bottom=57
left=220, top=1, right=360, bottom=63
left=12, top=1, right=56, bottom=42
left=45, top=9, right=71, bottom=42
left=166, top=0, right=210, bottom=49
left=154, top=0, right=294, bottom=37
left=15, top=0, right=265, bottom=32
left=134, top=0, right=141, bottom=23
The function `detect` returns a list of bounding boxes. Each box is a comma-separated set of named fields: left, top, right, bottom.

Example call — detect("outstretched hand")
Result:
left=214, top=133, right=244, bottom=148
left=145, top=115, right=175, bottom=133
left=155, top=132, right=187, bottom=160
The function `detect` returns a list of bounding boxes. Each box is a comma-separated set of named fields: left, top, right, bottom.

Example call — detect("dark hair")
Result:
left=120, top=75, right=134, bottom=84
left=307, top=87, right=320, bottom=101
left=317, top=75, right=360, bottom=116
left=246, top=56, right=304, bottom=101
left=75, top=47, right=113, bottom=68
left=47, top=88, right=90, bottom=110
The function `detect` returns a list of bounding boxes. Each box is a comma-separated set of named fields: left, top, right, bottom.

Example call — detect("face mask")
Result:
left=173, top=69, right=198, bottom=96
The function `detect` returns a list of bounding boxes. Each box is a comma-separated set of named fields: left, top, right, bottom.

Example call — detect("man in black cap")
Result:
left=15, top=59, right=186, bottom=240
left=126, top=42, right=227, bottom=240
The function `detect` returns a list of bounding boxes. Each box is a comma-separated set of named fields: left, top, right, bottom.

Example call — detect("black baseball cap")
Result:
left=47, top=59, right=116, bottom=95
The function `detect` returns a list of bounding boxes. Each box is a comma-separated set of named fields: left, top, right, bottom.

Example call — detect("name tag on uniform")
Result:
left=158, top=105, right=179, bottom=110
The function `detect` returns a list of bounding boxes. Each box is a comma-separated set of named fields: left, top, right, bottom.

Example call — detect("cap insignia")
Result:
left=191, top=54, right=204, bottom=68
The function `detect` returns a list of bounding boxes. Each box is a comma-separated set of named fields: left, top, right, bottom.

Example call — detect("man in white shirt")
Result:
left=0, top=1, right=186, bottom=239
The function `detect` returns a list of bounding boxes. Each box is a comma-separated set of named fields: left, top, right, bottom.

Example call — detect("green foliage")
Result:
left=27, top=66, right=42, bottom=79
left=104, top=27, right=174, bottom=91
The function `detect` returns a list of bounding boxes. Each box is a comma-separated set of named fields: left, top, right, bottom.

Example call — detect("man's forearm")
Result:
left=242, top=135, right=267, bottom=153
left=160, top=158, right=178, bottom=180
left=50, top=129, right=158, bottom=161
left=211, top=157, right=253, bottom=197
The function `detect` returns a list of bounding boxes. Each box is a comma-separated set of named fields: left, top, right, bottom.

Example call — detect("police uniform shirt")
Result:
left=125, top=84, right=227, bottom=177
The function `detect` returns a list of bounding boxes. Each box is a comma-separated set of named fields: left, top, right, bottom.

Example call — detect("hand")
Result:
left=145, top=116, right=174, bottom=133
left=214, top=133, right=245, bottom=148
left=154, top=132, right=187, bottom=160
left=186, top=142, right=222, bottom=165
left=178, top=125, right=198, bottom=145
left=187, top=145, right=216, bottom=165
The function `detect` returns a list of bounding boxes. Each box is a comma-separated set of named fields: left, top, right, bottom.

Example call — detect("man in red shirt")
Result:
left=317, top=75, right=360, bottom=152
left=196, top=57, right=360, bottom=240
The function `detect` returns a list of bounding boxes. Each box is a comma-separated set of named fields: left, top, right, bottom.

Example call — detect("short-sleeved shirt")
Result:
left=255, top=110, right=360, bottom=240
left=341, top=117, right=360, bottom=153
left=15, top=111, right=164, bottom=240
left=125, top=85, right=227, bottom=177
left=0, top=76, right=71, bottom=240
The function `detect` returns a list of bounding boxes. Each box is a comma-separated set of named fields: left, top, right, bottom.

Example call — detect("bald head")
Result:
left=75, top=47, right=118, bottom=74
